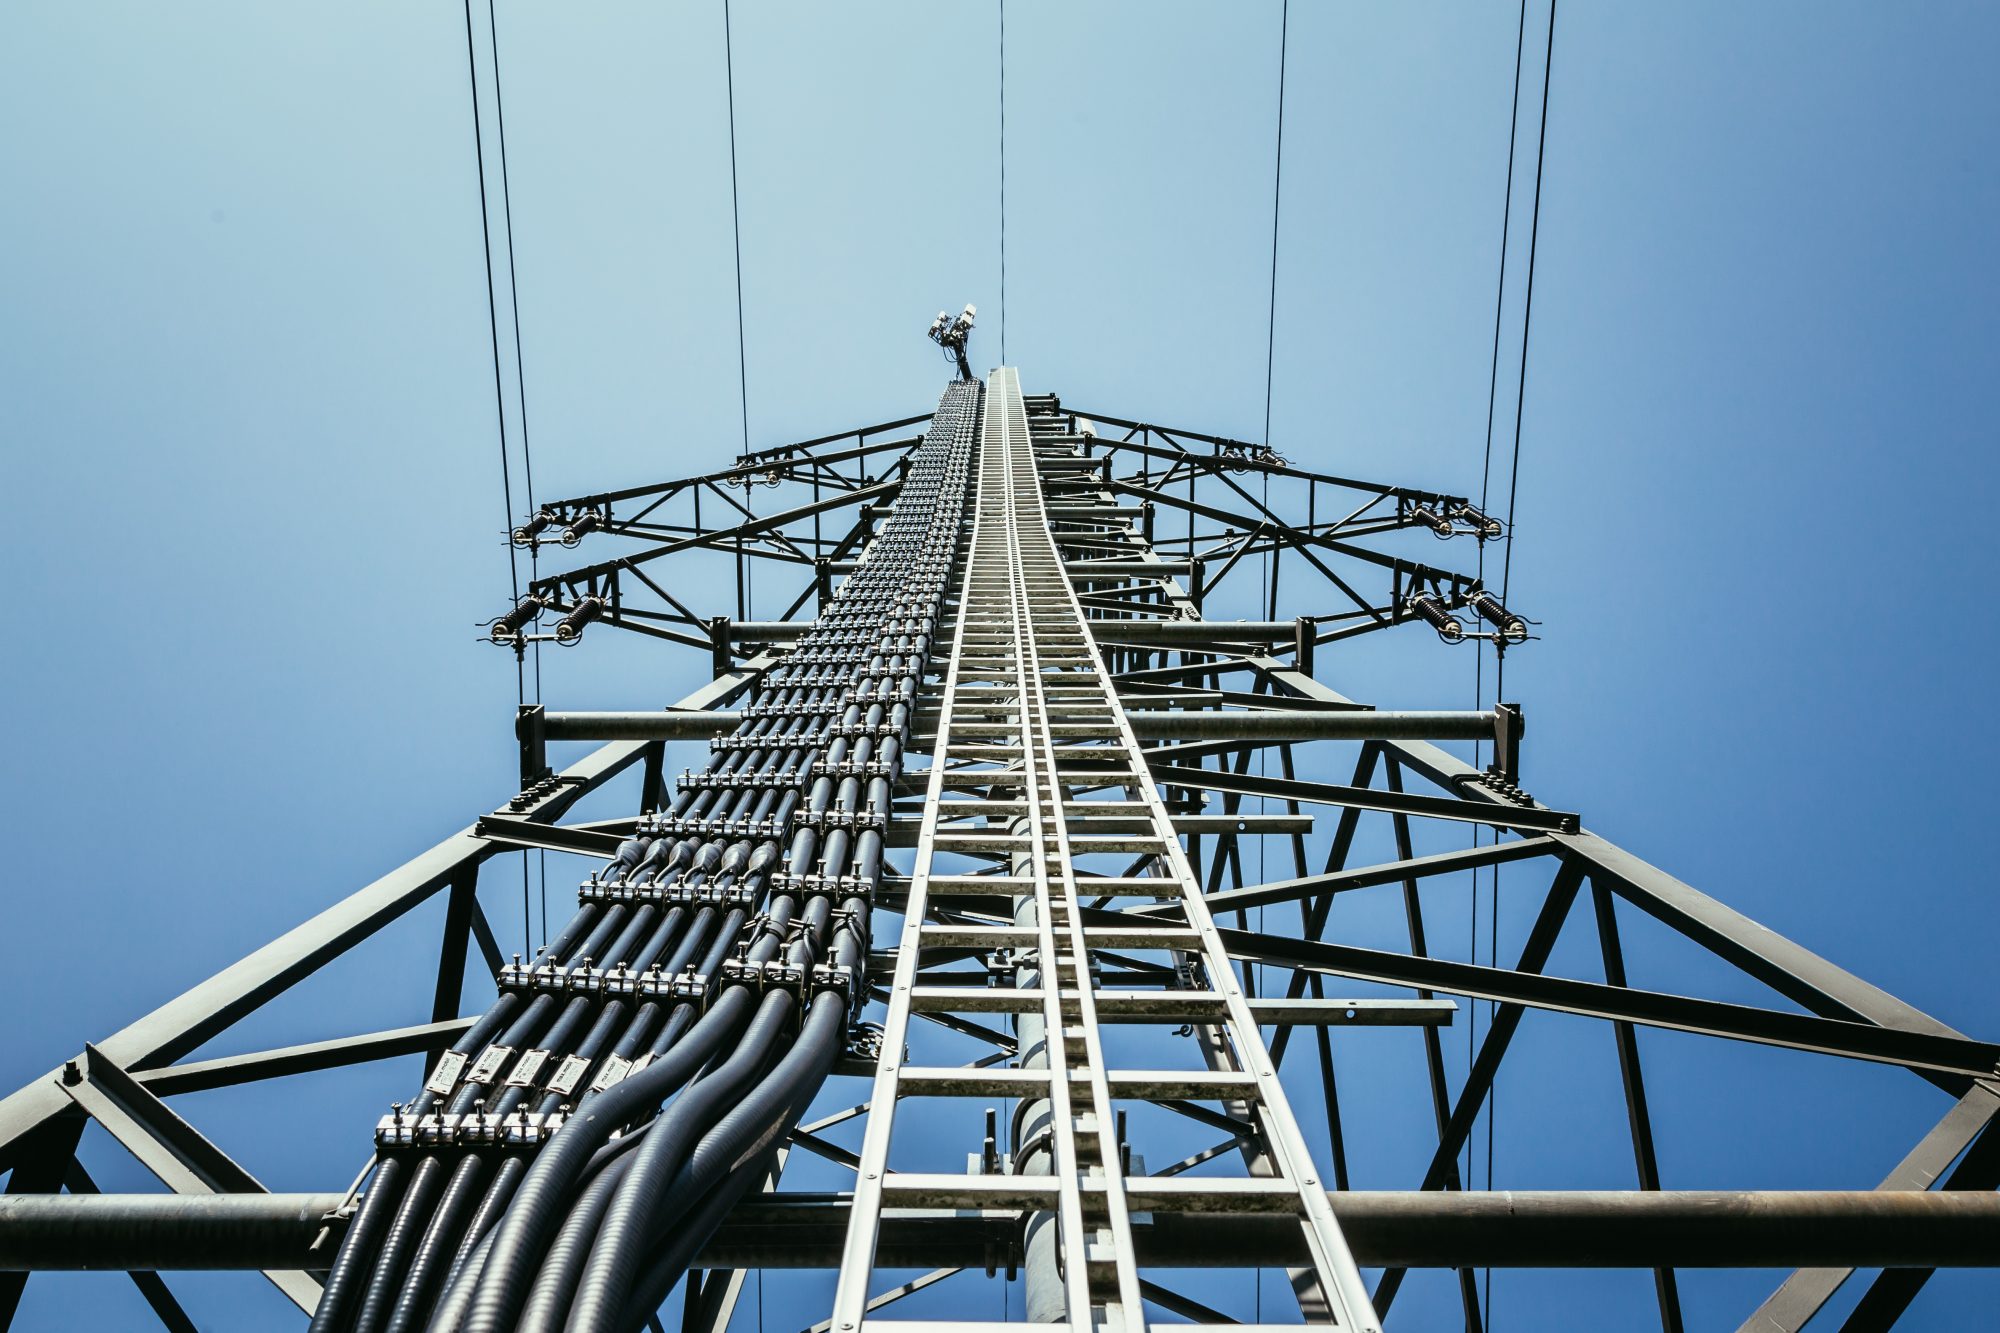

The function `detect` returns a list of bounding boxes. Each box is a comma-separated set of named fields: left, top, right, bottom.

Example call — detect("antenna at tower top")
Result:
left=926, top=303, right=977, bottom=381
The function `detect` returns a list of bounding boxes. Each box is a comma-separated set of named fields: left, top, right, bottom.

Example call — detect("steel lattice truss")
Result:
left=1, top=370, right=1995, bottom=1333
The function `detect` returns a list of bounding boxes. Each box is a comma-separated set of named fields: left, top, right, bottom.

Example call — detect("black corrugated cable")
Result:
left=613, top=995, right=851, bottom=1328
left=344, top=381, right=978, bottom=1331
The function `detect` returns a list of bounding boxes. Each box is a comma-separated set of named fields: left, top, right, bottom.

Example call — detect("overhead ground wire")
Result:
left=1469, top=0, right=1530, bottom=1210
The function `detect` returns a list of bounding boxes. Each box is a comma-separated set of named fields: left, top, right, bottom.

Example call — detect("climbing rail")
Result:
left=836, top=370, right=1378, bottom=1332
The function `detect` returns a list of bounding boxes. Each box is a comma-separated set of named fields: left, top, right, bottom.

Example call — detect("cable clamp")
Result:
left=796, top=807, right=886, bottom=832
left=676, top=769, right=797, bottom=793
left=846, top=1020, right=886, bottom=1062
left=578, top=877, right=759, bottom=908
left=711, top=730, right=827, bottom=753
left=719, top=957, right=808, bottom=1002
left=768, top=870, right=876, bottom=903
left=646, top=812, right=789, bottom=841
left=811, top=962, right=861, bottom=1016
left=374, top=1108, right=567, bottom=1153
left=812, top=757, right=893, bottom=779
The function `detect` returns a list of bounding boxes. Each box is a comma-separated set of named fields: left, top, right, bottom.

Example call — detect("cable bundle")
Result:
left=309, top=381, right=981, bottom=1333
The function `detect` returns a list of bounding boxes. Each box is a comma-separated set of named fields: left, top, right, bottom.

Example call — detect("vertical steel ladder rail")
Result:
left=833, top=369, right=1381, bottom=1333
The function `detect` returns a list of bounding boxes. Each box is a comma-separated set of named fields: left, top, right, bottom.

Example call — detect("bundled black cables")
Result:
left=309, top=381, right=981, bottom=1333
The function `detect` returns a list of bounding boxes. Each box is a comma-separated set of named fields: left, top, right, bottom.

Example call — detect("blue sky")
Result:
left=3, top=2, right=1997, bottom=1328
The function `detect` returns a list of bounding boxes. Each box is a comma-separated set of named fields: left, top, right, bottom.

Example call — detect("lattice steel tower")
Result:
left=2, top=361, right=1995, bottom=1332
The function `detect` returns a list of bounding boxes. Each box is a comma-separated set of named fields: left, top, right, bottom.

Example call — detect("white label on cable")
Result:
left=467, top=1045, right=512, bottom=1084
left=424, top=1050, right=467, bottom=1097
left=547, top=1054, right=591, bottom=1098
left=505, top=1048, right=550, bottom=1088
left=589, top=1055, right=632, bottom=1092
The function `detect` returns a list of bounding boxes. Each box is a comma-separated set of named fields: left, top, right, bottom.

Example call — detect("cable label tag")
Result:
left=467, top=1045, right=513, bottom=1085
left=505, top=1048, right=550, bottom=1088
left=424, top=1050, right=467, bottom=1097
left=547, top=1054, right=591, bottom=1098
left=589, top=1055, right=632, bottom=1092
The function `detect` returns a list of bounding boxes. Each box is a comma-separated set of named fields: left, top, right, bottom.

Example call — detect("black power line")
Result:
left=461, top=0, right=520, bottom=639
left=1262, top=0, right=1289, bottom=449
left=482, top=0, right=550, bottom=949
left=725, top=0, right=750, bottom=456
left=463, top=0, right=547, bottom=954
left=485, top=0, right=539, bottom=709
left=1485, top=5, right=1559, bottom=1321
left=1497, top=0, right=1556, bottom=702
left=1468, top=0, right=1530, bottom=1226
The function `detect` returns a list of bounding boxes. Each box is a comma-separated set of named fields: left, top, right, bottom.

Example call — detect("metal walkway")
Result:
left=835, top=370, right=1379, bottom=1333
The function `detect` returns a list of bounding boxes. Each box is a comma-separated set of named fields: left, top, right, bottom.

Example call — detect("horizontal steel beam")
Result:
left=0, top=1194, right=344, bottom=1272
left=535, top=709, right=1494, bottom=744
left=721, top=619, right=1300, bottom=645
left=824, top=558, right=1194, bottom=577
left=718, top=1189, right=2000, bottom=1270
left=1125, top=709, right=1496, bottom=741
left=536, top=711, right=743, bottom=742
left=25, top=1191, right=1993, bottom=1273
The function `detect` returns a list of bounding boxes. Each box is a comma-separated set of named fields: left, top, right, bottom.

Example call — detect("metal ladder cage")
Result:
left=1, top=367, right=1996, bottom=1333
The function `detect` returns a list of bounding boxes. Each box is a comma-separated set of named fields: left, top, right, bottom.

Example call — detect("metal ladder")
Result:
left=833, top=368, right=1380, bottom=1333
